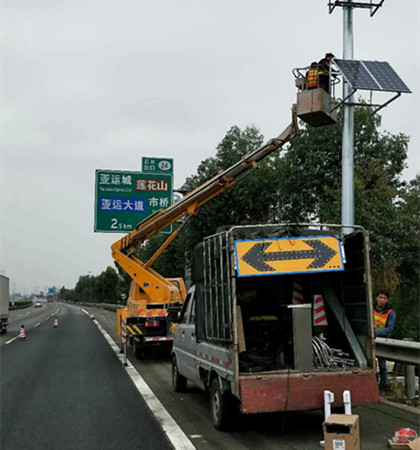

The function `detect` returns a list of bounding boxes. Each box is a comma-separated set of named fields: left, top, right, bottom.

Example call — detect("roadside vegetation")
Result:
left=59, top=106, right=419, bottom=341
left=10, top=299, right=33, bottom=309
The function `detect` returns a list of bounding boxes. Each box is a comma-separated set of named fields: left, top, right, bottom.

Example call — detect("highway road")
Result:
left=1, top=301, right=419, bottom=449
left=0, top=301, right=172, bottom=450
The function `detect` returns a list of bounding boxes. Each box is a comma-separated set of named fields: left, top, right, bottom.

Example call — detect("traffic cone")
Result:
left=53, top=317, right=58, bottom=327
left=292, top=279, right=304, bottom=304
left=19, top=325, right=26, bottom=339
left=313, top=294, right=328, bottom=326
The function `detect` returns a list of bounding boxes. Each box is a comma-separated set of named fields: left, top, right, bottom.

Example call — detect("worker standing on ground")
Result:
left=318, top=52, right=334, bottom=93
left=306, top=62, right=319, bottom=90
left=374, top=290, right=396, bottom=395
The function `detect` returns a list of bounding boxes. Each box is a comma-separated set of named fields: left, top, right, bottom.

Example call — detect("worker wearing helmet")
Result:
left=318, top=52, right=334, bottom=93
left=306, top=62, right=319, bottom=90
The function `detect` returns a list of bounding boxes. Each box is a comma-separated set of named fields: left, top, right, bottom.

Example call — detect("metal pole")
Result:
left=123, top=340, right=128, bottom=367
left=342, top=0, right=355, bottom=234
left=405, top=364, right=416, bottom=399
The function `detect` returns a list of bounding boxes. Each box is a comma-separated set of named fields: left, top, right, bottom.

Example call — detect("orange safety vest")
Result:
left=306, top=69, right=318, bottom=89
left=374, top=308, right=393, bottom=329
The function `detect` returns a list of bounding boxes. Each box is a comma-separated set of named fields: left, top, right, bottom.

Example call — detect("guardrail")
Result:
left=375, top=337, right=420, bottom=399
left=375, top=338, right=420, bottom=366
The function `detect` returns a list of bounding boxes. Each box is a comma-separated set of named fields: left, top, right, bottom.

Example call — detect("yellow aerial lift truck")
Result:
left=113, top=68, right=337, bottom=358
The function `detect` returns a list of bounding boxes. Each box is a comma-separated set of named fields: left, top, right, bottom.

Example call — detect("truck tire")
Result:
left=172, top=357, right=187, bottom=392
left=210, top=378, right=237, bottom=430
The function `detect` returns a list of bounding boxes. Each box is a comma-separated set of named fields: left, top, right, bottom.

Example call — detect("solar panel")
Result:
left=363, top=61, right=411, bottom=93
left=334, top=59, right=411, bottom=93
left=334, top=59, right=380, bottom=90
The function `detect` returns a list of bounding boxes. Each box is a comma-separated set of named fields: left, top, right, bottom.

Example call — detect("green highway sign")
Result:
left=141, top=157, right=174, bottom=175
left=94, top=170, right=173, bottom=233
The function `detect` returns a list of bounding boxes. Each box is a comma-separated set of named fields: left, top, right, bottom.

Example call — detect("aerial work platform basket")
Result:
left=296, top=88, right=337, bottom=127
left=293, top=66, right=338, bottom=127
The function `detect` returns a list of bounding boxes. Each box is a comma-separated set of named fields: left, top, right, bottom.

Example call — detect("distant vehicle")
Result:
left=0, top=275, right=10, bottom=334
left=34, top=301, right=42, bottom=308
left=46, top=295, right=53, bottom=302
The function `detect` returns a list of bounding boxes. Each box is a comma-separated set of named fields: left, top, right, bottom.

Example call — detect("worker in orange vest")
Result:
left=318, top=52, right=334, bottom=93
left=306, top=62, right=319, bottom=90
left=374, top=290, right=396, bottom=395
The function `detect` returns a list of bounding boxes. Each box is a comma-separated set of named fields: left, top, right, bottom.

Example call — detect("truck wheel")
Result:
left=172, top=357, right=187, bottom=392
left=210, top=378, right=237, bottom=430
left=0, top=328, right=6, bottom=335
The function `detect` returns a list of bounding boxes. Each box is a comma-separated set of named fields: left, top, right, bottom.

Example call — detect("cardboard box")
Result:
left=323, top=414, right=360, bottom=450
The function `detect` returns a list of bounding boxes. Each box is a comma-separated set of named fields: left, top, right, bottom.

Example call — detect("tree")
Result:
left=180, top=125, right=284, bottom=249
left=390, top=176, right=420, bottom=340
left=58, top=286, right=75, bottom=302
left=114, top=263, right=132, bottom=302
left=93, top=266, right=121, bottom=304
left=74, top=275, right=96, bottom=303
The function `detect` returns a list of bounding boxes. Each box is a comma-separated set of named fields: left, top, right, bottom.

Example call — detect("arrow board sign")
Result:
left=234, top=235, right=344, bottom=277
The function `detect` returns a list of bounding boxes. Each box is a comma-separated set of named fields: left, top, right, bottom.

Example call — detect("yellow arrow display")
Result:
left=234, top=236, right=344, bottom=277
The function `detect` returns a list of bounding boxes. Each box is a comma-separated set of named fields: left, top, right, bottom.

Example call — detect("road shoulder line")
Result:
left=5, top=336, right=19, bottom=344
left=85, top=311, right=195, bottom=450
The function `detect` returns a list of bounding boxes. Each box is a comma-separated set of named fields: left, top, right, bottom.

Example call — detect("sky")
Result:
left=1, top=0, right=419, bottom=294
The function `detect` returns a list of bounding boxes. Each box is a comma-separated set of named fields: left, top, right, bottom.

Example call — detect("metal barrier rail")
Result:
left=376, top=337, right=419, bottom=399
left=375, top=338, right=420, bottom=366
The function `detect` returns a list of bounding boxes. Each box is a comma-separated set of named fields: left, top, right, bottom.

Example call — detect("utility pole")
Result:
left=329, top=1, right=385, bottom=233
left=342, top=0, right=354, bottom=234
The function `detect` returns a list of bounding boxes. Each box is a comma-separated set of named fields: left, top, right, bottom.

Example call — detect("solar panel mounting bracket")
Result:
left=371, top=92, right=401, bottom=114
left=330, top=88, right=357, bottom=113
left=328, top=0, right=385, bottom=16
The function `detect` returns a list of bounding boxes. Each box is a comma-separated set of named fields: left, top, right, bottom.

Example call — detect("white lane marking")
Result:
left=5, top=336, right=19, bottom=344
left=34, top=322, right=41, bottom=328
left=81, top=308, right=89, bottom=314
left=84, top=311, right=194, bottom=450
left=44, top=317, right=50, bottom=321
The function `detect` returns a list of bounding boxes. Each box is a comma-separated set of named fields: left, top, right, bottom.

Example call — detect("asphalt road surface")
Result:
left=1, top=302, right=419, bottom=449
left=0, top=302, right=172, bottom=450
left=84, top=305, right=420, bottom=450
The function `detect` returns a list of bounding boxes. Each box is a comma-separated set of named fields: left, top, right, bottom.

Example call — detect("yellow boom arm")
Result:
left=111, top=107, right=298, bottom=301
